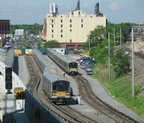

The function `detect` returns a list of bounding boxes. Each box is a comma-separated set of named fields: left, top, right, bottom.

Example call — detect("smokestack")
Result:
left=95, top=3, right=100, bottom=15
left=75, top=0, right=80, bottom=10
left=95, top=3, right=103, bottom=17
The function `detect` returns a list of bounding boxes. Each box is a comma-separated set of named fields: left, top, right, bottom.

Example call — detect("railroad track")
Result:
left=74, top=75, right=140, bottom=123
left=25, top=54, right=140, bottom=123
left=25, top=55, right=96, bottom=123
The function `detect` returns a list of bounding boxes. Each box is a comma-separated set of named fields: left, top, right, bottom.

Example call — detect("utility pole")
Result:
left=114, top=27, right=116, bottom=46
left=89, top=35, right=90, bottom=50
left=132, top=27, right=135, bottom=97
left=108, top=33, right=111, bottom=82
left=120, top=27, right=122, bottom=48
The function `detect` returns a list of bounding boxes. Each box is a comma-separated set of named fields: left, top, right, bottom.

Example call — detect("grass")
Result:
left=92, top=63, right=144, bottom=117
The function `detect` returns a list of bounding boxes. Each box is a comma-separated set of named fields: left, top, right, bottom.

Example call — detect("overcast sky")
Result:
left=0, top=0, right=144, bottom=25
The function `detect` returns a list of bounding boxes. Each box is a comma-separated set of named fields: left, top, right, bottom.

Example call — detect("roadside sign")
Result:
left=15, top=90, right=25, bottom=99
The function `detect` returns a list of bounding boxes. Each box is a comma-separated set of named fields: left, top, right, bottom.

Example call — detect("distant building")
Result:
left=0, top=20, right=10, bottom=47
left=15, top=29, right=24, bottom=36
left=43, top=1, right=107, bottom=50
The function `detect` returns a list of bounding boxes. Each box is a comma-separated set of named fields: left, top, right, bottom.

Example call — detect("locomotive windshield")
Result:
left=53, top=81, right=70, bottom=92
left=69, top=62, right=77, bottom=68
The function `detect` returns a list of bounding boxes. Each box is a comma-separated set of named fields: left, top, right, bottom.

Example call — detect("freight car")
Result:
left=32, top=49, right=71, bottom=104
left=47, top=48, right=78, bottom=75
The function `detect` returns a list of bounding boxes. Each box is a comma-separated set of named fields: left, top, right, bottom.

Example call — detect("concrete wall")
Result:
left=25, top=90, right=64, bottom=123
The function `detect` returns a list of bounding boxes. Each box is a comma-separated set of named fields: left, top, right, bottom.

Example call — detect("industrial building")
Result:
left=43, top=1, right=107, bottom=50
left=0, top=20, right=10, bottom=47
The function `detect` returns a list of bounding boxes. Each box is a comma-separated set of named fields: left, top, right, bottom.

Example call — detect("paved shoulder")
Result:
left=18, top=55, right=29, bottom=86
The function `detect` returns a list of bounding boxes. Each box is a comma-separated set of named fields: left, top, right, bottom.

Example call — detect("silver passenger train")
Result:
left=33, top=49, right=71, bottom=104
left=47, top=48, right=78, bottom=75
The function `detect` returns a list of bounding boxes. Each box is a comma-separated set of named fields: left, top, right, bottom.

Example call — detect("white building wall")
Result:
left=45, top=10, right=106, bottom=43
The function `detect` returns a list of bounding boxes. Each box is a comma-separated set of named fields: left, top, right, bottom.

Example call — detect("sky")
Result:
left=0, top=0, right=144, bottom=25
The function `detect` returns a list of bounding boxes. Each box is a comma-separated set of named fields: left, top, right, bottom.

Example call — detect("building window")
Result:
left=52, top=29, right=54, bottom=33
left=70, top=19, right=72, bottom=23
left=61, top=34, right=63, bottom=38
left=70, top=24, right=72, bottom=28
left=52, top=24, right=54, bottom=28
left=61, top=19, right=63, bottom=23
left=61, top=29, right=63, bottom=33
left=52, top=34, right=54, bottom=38
left=70, top=39, right=72, bottom=42
left=51, top=19, right=54, bottom=23
left=81, top=19, right=83, bottom=23
left=61, top=24, right=63, bottom=28
left=70, top=29, right=72, bottom=32
left=81, top=24, right=83, bottom=28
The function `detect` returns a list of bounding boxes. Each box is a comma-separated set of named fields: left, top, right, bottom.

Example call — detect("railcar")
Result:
left=47, top=48, right=78, bottom=75
left=33, top=49, right=50, bottom=72
left=32, top=49, right=71, bottom=104
left=43, top=70, right=71, bottom=104
left=5, top=49, right=15, bottom=68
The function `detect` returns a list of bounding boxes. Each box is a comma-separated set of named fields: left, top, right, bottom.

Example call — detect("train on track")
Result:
left=33, top=49, right=71, bottom=104
left=47, top=48, right=78, bottom=75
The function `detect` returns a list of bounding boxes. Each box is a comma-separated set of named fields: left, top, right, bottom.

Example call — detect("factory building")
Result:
left=0, top=20, right=10, bottom=47
left=43, top=1, right=107, bottom=50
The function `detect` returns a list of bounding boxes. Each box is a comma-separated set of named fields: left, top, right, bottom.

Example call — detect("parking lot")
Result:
left=76, top=55, right=96, bottom=75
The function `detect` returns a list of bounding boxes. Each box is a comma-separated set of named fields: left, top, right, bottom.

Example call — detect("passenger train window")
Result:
left=53, top=85, right=57, bottom=91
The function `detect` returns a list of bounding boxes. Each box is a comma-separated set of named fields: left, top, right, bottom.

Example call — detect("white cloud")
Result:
left=109, top=2, right=122, bottom=10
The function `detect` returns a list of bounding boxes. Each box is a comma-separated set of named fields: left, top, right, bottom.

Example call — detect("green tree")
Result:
left=10, top=23, right=43, bottom=35
left=44, top=40, right=61, bottom=48
left=83, top=25, right=107, bottom=49
left=111, top=50, right=130, bottom=77
left=114, top=23, right=133, bottom=43
left=83, top=22, right=133, bottom=50
left=89, top=40, right=109, bottom=64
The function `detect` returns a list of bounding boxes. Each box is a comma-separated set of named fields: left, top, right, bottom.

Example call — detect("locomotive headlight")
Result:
left=66, top=92, right=70, bottom=95
left=52, top=93, right=56, bottom=95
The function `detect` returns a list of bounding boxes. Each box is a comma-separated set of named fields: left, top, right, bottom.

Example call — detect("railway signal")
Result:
left=5, top=67, right=12, bottom=90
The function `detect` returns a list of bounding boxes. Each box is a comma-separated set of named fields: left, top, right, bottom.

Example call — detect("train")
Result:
left=47, top=48, right=78, bottom=75
left=32, top=49, right=71, bottom=104
left=43, top=68, right=71, bottom=104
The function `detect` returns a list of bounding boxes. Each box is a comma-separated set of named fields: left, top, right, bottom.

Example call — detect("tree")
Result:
left=114, top=23, right=133, bottom=43
left=89, top=40, right=109, bottom=64
left=83, top=25, right=107, bottom=49
left=111, top=50, right=130, bottom=77
left=10, top=23, right=43, bottom=35
left=44, top=40, right=61, bottom=48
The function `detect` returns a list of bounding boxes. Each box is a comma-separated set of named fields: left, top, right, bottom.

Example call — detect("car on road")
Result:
left=81, top=63, right=96, bottom=69
left=86, top=68, right=94, bottom=75
left=80, top=61, right=96, bottom=69
left=80, top=59, right=91, bottom=65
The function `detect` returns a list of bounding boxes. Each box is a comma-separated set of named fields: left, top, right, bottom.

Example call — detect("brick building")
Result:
left=0, top=20, right=10, bottom=47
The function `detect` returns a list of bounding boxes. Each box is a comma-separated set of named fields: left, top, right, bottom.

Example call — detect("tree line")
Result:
left=83, top=22, right=133, bottom=77
left=10, top=23, right=43, bottom=35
